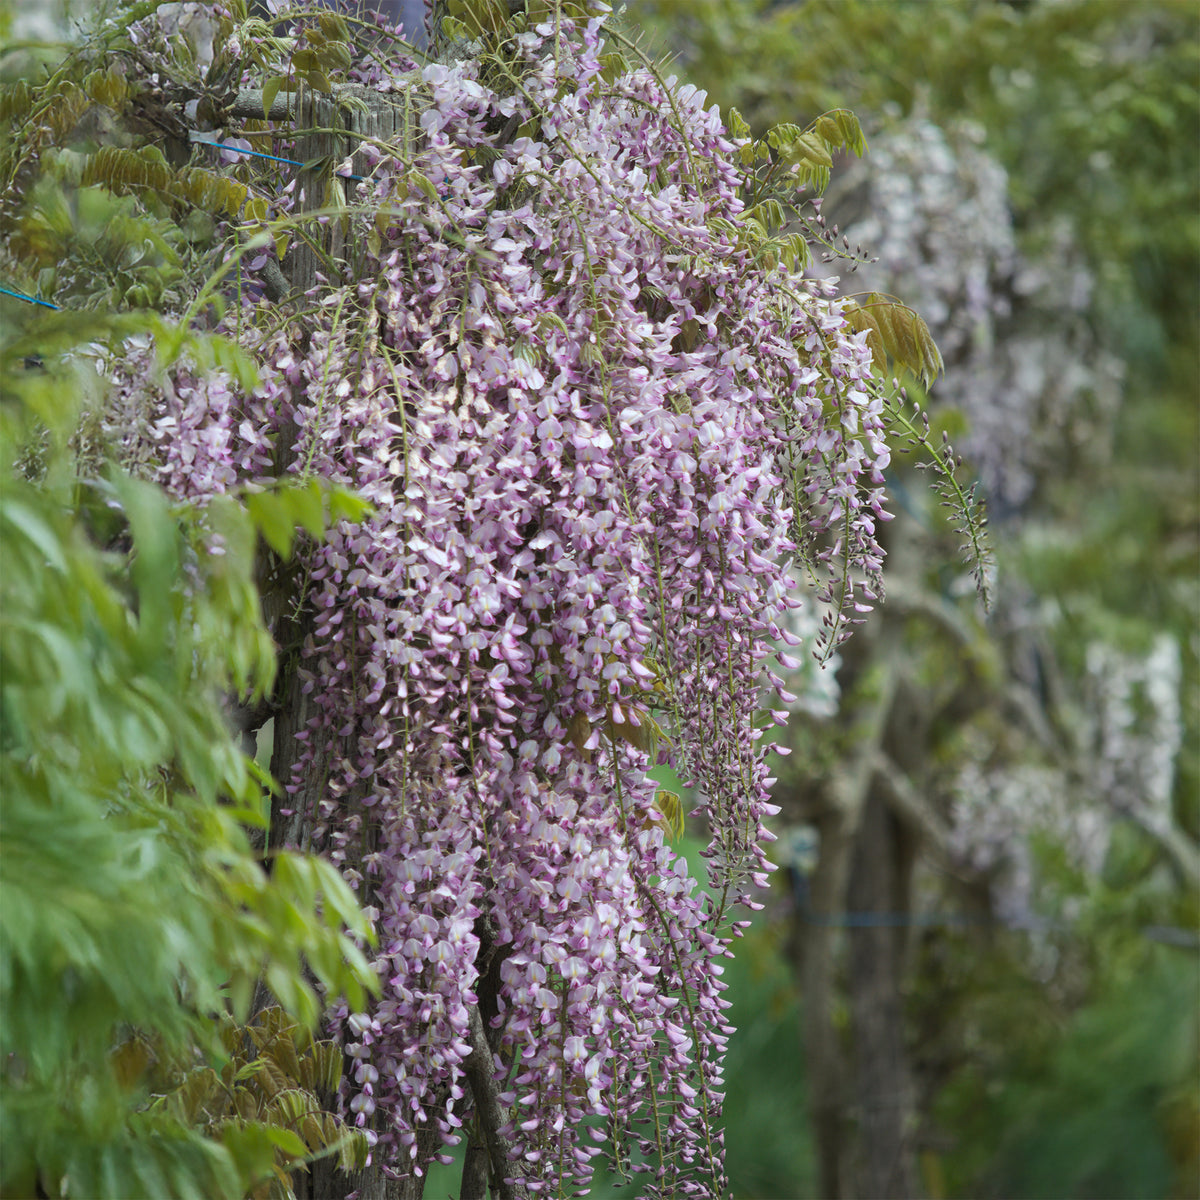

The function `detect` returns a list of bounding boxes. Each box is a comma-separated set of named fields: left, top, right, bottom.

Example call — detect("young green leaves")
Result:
left=732, top=106, right=868, bottom=195
left=843, top=293, right=945, bottom=388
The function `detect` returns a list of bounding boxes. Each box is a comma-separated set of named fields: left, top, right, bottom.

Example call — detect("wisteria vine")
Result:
left=101, top=3, right=908, bottom=1194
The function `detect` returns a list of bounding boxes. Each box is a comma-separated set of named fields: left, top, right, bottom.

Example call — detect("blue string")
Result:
left=4, top=140, right=369, bottom=311
left=0, top=285, right=60, bottom=310
left=801, top=910, right=985, bottom=928
left=192, top=137, right=366, bottom=182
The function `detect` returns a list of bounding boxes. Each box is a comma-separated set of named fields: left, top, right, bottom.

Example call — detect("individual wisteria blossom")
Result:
left=107, top=5, right=898, bottom=1195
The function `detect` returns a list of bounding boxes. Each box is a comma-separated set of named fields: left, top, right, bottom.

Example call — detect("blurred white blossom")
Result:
left=1086, top=634, right=1183, bottom=831
left=828, top=116, right=1124, bottom=512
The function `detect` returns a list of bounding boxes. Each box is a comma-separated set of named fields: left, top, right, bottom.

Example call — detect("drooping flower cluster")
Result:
left=948, top=760, right=1111, bottom=928
left=107, top=6, right=893, bottom=1194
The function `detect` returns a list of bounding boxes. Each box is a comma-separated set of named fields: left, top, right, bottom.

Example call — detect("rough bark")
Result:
left=788, top=524, right=938, bottom=1198
left=793, top=621, right=899, bottom=1200
left=846, top=793, right=921, bottom=1200
left=800, top=800, right=854, bottom=1200
left=245, top=85, right=413, bottom=1200
left=461, top=1006, right=530, bottom=1200
left=224, top=85, right=403, bottom=304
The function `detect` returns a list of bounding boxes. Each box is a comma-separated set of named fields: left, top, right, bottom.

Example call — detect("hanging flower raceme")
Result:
left=113, top=5, right=892, bottom=1195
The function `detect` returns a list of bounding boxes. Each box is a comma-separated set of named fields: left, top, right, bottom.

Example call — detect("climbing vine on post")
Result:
left=2, top=1, right=987, bottom=1195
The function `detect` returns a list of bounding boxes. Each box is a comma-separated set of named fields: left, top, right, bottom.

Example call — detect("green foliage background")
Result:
left=0, top=151, right=378, bottom=1200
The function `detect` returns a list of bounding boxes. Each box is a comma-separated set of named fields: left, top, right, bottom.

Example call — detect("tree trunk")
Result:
left=788, top=517, right=941, bottom=1198
left=799, top=802, right=855, bottom=1200
left=791, top=622, right=900, bottom=1199
left=846, top=792, right=921, bottom=1200
left=242, top=80, right=414, bottom=1200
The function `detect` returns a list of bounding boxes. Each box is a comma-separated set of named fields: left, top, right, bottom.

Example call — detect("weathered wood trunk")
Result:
left=290, top=84, right=404, bottom=297
left=229, top=84, right=404, bottom=300
left=846, top=793, right=921, bottom=1200
left=243, top=82, right=413, bottom=1200
left=787, top=523, right=940, bottom=1199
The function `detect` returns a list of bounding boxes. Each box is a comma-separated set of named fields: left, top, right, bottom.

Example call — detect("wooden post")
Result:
left=233, top=84, right=404, bottom=296
left=293, top=84, right=403, bottom=295
left=228, top=78, right=409, bottom=1200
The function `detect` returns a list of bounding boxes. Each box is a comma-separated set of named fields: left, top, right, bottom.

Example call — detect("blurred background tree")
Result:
left=624, top=1, right=1199, bottom=1197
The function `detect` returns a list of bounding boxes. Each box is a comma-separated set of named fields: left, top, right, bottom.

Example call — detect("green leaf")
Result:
left=303, top=69, right=334, bottom=95
left=785, top=132, right=833, bottom=170
left=843, top=294, right=944, bottom=386
left=440, top=15, right=469, bottom=42
left=326, top=487, right=372, bottom=525
left=407, top=170, right=440, bottom=203
left=317, top=12, right=350, bottom=41
left=766, top=122, right=803, bottom=151
left=835, top=108, right=868, bottom=156
left=220, top=1122, right=279, bottom=1186
left=0, top=498, right=68, bottom=571
left=337, top=1127, right=370, bottom=1171
left=262, top=74, right=284, bottom=120
left=599, top=52, right=629, bottom=83
left=245, top=489, right=297, bottom=559
left=288, top=480, right=328, bottom=540
left=113, top=473, right=179, bottom=664
left=316, top=40, right=352, bottom=73
left=651, top=789, right=685, bottom=841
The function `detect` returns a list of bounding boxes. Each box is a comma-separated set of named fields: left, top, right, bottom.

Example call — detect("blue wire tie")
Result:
left=188, top=132, right=366, bottom=182
left=0, top=284, right=60, bottom=310
left=5, top=131, right=375, bottom=315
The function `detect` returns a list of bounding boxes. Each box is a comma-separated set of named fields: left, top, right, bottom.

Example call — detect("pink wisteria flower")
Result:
left=109, top=5, right=893, bottom=1195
